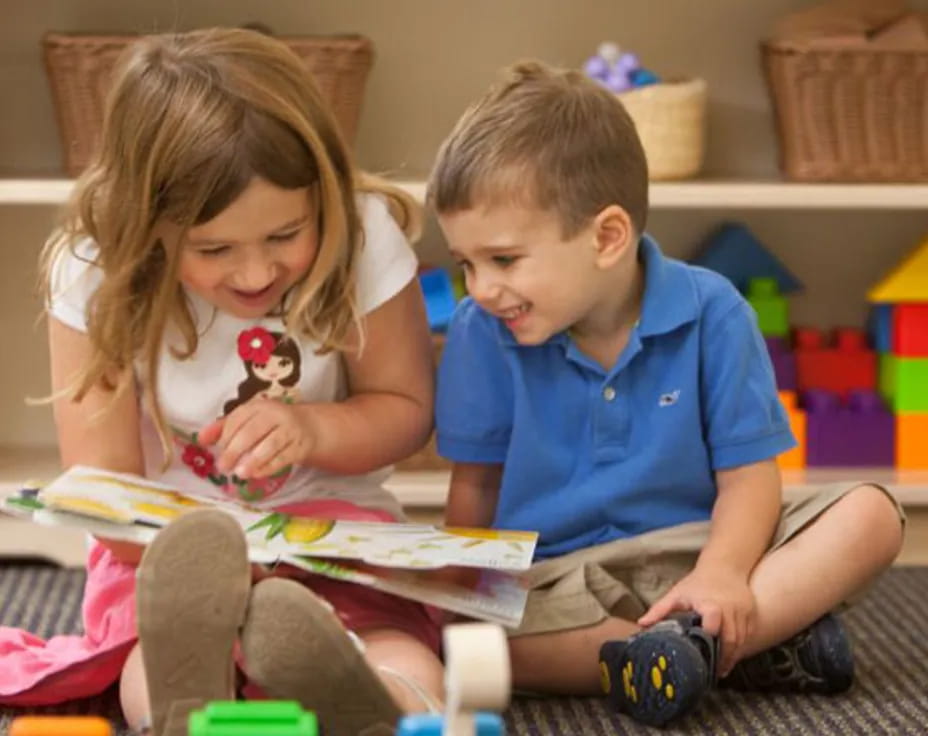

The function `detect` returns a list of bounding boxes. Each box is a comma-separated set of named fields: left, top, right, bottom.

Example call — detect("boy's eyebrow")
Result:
left=188, top=214, right=310, bottom=245
left=450, top=243, right=524, bottom=258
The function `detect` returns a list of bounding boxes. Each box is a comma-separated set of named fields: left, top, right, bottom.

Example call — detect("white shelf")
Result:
left=3, top=177, right=928, bottom=209
left=3, top=446, right=928, bottom=507
left=385, top=467, right=928, bottom=508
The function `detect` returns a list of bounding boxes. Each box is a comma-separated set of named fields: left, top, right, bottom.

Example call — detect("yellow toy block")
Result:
left=869, top=235, right=928, bottom=303
left=777, top=391, right=806, bottom=469
left=896, top=414, right=928, bottom=469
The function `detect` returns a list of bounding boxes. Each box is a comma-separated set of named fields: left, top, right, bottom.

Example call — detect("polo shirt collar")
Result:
left=636, top=233, right=700, bottom=337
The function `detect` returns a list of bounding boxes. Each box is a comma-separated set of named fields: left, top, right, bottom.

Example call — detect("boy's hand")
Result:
left=199, top=399, right=318, bottom=479
left=638, top=567, right=756, bottom=677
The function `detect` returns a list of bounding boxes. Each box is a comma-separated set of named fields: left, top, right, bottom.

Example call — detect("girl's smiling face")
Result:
left=178, top=177, right=319, bottom=319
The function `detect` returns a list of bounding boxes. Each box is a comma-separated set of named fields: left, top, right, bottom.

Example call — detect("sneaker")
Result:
left=240, top=577, right=402, bottom=736
left=720, top=613, right=854, bottom=695
left=599, top=612, right=718, bottom=727
left=136, top=509, right=252, bottom=736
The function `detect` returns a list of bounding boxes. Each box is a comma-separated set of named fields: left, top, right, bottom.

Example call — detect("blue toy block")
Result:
left=868, top=304, right=893, bottom=354
left=691, top=222, right=803, bottom=295
left=396, top=713, right=505, bottom=736
left=419, top=268, right=458, bottom=331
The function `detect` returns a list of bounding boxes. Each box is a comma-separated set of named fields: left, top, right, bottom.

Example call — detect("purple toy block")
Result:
left=765, top=336, right=797, bottom=391
left=804, top=389, right=895, bottom=467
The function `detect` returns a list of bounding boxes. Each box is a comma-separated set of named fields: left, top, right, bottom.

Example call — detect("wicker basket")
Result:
left=762, top=40, right=928, bottom=181
left=42, top=32, right=374, bottom=176
left=619, top=77, right=708, bottom=181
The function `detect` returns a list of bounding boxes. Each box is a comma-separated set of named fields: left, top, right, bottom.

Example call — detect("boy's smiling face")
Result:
left=440, top=203, right=610, bottom=344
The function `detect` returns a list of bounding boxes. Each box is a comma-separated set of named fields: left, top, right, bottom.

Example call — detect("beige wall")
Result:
left=1, top=0, right=927, bottom=448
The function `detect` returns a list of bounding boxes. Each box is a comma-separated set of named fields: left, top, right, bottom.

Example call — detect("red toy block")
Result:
left=793, top=327, right=876, bottom=398
left=892, top=304, right=928, bottom=357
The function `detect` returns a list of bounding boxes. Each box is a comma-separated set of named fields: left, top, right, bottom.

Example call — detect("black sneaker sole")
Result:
left=600, top=631, right=710, bottom=727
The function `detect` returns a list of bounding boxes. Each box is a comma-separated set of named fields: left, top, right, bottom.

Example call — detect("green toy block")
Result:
left=189, top=701, right=318, bottom=736
left=746, top=277, right=789, bottom=337
left=879, top=353, right=928, bottom=412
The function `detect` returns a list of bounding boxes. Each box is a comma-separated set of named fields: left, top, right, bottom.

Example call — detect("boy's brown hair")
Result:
left=428, top=59, right=649, bottom=237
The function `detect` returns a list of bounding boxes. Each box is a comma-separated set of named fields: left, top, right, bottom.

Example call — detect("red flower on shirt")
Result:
left=182, top=444, right=217, bottom=478
left=238, top=327, right=275, bottom=363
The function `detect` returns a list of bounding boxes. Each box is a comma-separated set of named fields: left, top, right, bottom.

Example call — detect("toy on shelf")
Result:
left=777, top=391, right=806, bottom=470
left=747, top=278, right=789, bottom=338
left=419, top=267, right=459, bottom=332
left=766, top=337, right=797, bottom=392
left=803, top=389, right=895, bottom=467
left=581, top=41, right=707, bottom=180
left=397, top=622, right=510, bottom=736
left=10, top=717, right=112, bottom=736
left=692, top=222, right=803, bottom=296
left=793, top=327, right=876, bottom=399
left=583, top=42, right=661, bottom=93
left=189, top=701, right=318, bottom=736
left=868, top=234, right=928, bottom=468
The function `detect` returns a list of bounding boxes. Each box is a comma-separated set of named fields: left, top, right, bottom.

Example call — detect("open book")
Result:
left=2, top=466, right=538, bottom=628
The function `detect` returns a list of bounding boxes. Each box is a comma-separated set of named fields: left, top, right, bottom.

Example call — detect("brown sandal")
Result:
left=240, top=577, right=403, bottom=736
left=136, top=509, right=251, bottom=736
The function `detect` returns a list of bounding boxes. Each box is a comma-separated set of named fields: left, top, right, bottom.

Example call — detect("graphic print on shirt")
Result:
left=176, top=326, right=302, bottom=502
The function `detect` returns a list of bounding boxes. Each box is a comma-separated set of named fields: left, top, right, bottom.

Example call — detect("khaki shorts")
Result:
left=511, top=482, right=904, bottom=637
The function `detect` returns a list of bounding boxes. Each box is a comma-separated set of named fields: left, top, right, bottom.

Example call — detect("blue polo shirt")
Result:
left=436, top=235, right=795, bottom=559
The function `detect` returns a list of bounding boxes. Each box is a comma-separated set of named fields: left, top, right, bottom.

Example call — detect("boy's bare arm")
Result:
left=639, top=459, right=782, bottom=675
left=697, top=459, right=782, bottom=578
left=445, top=462, right=503, bottom=529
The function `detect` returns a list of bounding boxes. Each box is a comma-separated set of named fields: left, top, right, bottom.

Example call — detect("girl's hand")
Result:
left=199, top=398, right=318, bottom=479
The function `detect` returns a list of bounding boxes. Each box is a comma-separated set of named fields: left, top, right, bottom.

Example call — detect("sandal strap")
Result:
left=377, top=665, right=442, bottom=714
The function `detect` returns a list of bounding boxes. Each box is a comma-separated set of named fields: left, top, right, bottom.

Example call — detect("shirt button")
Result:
left=602, top=386, right=616, bottom=401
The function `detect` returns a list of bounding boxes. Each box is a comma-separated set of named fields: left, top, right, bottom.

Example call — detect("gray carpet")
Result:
left=1, top=564, right=927, bottom=735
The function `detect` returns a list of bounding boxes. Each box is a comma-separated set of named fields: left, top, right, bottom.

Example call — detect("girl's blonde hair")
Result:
left=41, top=27, right=420, bottom=462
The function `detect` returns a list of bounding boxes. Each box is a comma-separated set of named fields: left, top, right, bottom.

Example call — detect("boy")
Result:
left=428, top=60, right=904, bottom=727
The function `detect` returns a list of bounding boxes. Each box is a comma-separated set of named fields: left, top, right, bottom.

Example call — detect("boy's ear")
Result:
left=591, top=205, right=634, bottom=268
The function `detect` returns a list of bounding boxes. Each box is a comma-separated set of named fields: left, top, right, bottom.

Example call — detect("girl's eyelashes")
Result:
left=197, top=245, right=230, bottom=256
left=268, top=229, right=300, bottom=243
left=191, top=227, right=301, bottom=254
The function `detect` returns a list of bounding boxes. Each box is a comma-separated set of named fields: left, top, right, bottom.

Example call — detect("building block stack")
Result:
left=868, top=235, right=928, bottom=469
left=691, top=222, right=921, bottom=470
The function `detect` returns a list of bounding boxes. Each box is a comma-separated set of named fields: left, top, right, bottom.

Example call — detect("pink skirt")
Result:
left=0, top=500, right=441, bottom=706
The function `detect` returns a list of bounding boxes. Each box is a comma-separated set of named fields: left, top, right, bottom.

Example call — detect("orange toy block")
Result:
left=896, top=414, right=928, bottom=470
left=777, top=390, right=806, bottom=469
left=10, top=717, right=112, bottom=736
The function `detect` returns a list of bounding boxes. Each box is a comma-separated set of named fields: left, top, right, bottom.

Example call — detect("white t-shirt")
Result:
left=49, top=193, right=417, bottom=516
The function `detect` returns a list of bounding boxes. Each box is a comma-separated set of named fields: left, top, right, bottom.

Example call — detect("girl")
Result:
left=0, top=27, right=443, bottom=736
